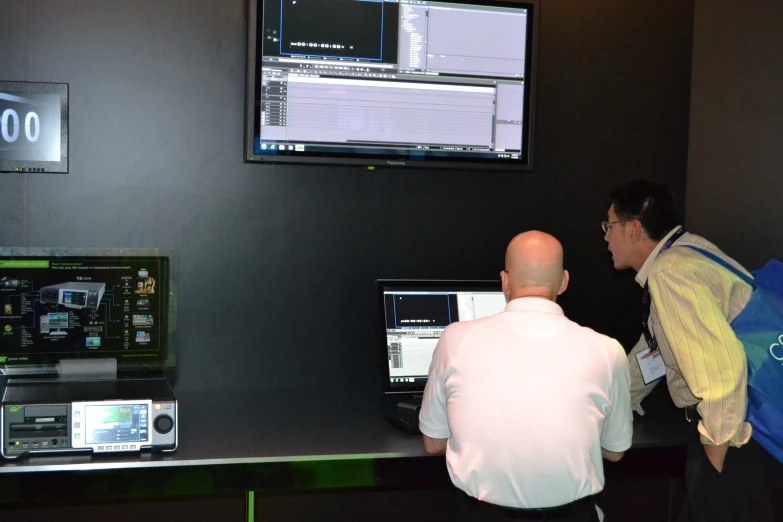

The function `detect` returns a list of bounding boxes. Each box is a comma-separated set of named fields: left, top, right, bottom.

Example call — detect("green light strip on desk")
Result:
left=248, top=491, right=255, bottom=522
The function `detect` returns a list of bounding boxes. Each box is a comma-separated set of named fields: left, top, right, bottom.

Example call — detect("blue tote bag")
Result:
left=685, top=246, right=783, bottom=465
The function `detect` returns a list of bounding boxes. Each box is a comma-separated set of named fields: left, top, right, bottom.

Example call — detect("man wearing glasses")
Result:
left=603, top=180, right=777, bottom=521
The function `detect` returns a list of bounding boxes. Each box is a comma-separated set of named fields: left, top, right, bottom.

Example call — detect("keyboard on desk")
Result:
left=384, top=409, right=420, bottom=435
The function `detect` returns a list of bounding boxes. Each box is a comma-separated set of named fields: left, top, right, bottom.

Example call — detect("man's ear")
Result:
left=628, top=220, right=644, bottom=242
left=557, top=270, right=569, bottom=296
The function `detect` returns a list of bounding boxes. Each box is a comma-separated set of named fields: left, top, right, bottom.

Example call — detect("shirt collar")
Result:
left=505, top=297, right=564, bottom=316
left=635, top=225, right=683, bottom=287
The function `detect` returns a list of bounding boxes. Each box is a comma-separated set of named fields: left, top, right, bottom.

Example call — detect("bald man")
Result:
left=419, top=231, right=632, bottom=522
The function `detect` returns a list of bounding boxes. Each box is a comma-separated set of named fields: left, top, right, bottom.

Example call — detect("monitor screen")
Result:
left=378, top=280, right=506, bottom=392
left=85, top=404, right=149, bottom=444
left=0, top=249, right=177, bottom=372
left=47, top=313, right=69, bottom=329
left=0, top=81, right=69, bottom=174
left=245, top=0, right=538, bottom=170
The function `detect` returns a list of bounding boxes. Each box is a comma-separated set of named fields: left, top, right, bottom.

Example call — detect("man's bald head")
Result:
left=502, top=231, right=569, bottom=301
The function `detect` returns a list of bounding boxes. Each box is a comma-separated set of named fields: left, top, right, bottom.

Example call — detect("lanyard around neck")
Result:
left=641, top=227, right=686, bottom=350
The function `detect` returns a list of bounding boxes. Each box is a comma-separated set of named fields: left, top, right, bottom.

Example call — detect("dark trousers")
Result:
left=678, top=414, right=783, bottom=522
left=454, top=489, right=599, bottom=522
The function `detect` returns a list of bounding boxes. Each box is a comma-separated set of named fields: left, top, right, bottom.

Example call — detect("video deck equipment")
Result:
left=1, top=377, right=177, bottom=459
left=39, top=282, right=106, bottom=311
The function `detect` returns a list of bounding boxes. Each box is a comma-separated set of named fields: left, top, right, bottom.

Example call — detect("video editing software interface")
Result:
left=256, top=0, right=531, bottom=162
left=0, top=256, right=170, bottom=367
left=382, top=284, right=506, bottom=388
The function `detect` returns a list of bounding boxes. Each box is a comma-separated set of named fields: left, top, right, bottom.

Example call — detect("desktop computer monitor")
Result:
left=377, top=279, right=506, bottom=394
left=45, top=312, right=69, bottom=337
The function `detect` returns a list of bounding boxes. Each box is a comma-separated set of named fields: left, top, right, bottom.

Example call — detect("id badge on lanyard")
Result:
left=636, top=348, right=666, bottom=385
left=638, top=227, right=686, bottom=384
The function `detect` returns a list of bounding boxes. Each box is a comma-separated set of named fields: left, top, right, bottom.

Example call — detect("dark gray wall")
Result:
left=686, top=0, right=783, bottom=268
left=0, top=0, right=694, bottom=393
left=0, top=2, right=27, bottom=247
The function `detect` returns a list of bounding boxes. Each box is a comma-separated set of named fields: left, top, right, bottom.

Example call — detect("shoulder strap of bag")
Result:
left=682, top=245, right=755, bottom=287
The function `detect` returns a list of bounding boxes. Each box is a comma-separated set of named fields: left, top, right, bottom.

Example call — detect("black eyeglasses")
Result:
left=601, top=220, right=647, bottom=234
left=601, top=221, right=620, bottom=233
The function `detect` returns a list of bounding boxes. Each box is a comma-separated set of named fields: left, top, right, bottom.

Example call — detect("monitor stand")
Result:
left=396, top=393, right=423, bottom=412
left=2, top=358, right=172, bottom=399
left=59, top=358, right=117, bottom=381
left=2, top=357, right=174, bottom=406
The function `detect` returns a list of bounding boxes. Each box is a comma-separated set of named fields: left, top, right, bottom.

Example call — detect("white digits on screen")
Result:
left=1, top=109, right=20, bottom=143
left=1, top=109, right=41, bottom=143
left=25, top=111, right=40, bottom=142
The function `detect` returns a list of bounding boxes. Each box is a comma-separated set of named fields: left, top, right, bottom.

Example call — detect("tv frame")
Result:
left=0, top=247, right=178, bottom=376
left=244, top=0, right=539, bottom=171
left=376, top=278, right=503, bottom=395
left=0, top=81, right=69, bottom=174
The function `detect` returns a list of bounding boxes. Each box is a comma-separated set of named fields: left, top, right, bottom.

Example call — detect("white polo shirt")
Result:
left=419, top=297, right=633, bottom=509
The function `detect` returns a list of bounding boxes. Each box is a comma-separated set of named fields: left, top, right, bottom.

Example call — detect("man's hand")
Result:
left=601, top=449, right=625, bottom=462
left=703, top=443, right=729, bottom=473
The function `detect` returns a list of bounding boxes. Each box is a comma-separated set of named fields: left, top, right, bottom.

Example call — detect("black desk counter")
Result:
left=0, top=386, right=687, bottom=504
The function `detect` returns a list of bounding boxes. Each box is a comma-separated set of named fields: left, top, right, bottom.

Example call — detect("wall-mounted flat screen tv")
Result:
left=244, top=0, right=538, bottom=170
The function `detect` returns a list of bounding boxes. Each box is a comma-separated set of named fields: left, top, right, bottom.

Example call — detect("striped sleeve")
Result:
left=648, top=267, right=750, bottom=446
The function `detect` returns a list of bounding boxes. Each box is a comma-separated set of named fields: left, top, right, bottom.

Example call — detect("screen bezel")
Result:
left=244, top=0, right=539, bottom=171
left=0, top=81, right=69, bottom=174
left=0, top=247, right=178, bottom=375
left=376, top=279, right=503, bottom=394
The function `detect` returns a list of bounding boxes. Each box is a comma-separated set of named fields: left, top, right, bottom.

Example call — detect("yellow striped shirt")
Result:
left=628, top=226, right=753, bottom=447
